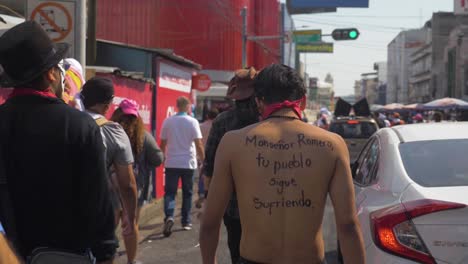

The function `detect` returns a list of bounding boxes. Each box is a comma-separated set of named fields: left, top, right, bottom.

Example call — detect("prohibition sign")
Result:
left=30, top=2, right=73, bottom=42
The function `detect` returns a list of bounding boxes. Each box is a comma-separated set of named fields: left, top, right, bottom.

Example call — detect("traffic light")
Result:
left=332, top=28, right=360, bottom=41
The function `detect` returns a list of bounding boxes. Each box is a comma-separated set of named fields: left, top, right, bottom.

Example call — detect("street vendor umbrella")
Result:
left=403, top=103, right=424, bottom=110
left=423, top=97, right=468, bottom=110
left=383, top=103, right=405, bottom=111
left=370, top=104, right=384, bottom=112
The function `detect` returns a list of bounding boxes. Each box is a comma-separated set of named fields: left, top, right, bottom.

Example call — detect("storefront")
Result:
left=95, top=40, right=202, bottom=198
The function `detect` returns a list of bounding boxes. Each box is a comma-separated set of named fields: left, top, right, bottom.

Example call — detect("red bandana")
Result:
left=9, top=88, right=57, bottom=99
left=262, top=97, right=304, bottom=120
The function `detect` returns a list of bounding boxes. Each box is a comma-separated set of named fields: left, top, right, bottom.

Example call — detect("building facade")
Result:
left=374, top=61, right=387, bottom=105
left=387, top=28, right=430, bottom=104
left=96, top=0, right=282, bottom=75
left=431, top=13, right=468, bottom=99
left=444, top=25, right=468, bottom=101
left=409, top=44, right=432, bottom=103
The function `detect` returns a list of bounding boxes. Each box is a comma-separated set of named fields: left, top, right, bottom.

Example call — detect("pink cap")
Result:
left=119, top=99, right=139, bottom=117
left=413, top=113, right=423, bottom=121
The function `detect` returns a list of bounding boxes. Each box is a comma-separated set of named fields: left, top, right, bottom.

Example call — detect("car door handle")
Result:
left=350, top=142, right=357, bottom=146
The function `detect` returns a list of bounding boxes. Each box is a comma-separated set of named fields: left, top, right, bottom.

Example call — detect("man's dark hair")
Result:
left=206, top=108, right=219, bottom=120
left=433, top=112, right=443, bottom=122
left=81, top=77, right=115, bottom=109
left=254, top=64, right=306, bottom=104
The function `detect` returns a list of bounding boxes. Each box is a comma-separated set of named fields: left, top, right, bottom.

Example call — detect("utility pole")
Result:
left=241, top=6, right=247, bottom=68
left=280, top=4, right=285, bottom=64
left=241, top=6, right=286, bottom=68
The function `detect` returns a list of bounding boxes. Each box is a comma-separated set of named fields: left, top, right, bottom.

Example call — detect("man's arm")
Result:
left=160, top=139, right=167, bottom=155
left=114, top=164, right=138, bottom=232
left=0, top=233, right=20, bottom=264
left=202, top=118, right=224, bottom=190
left=200, top=133, right=234, bottom=264
left=329, top=135, right=365, bottom=264
left=194, top=138, right=205, bottom=165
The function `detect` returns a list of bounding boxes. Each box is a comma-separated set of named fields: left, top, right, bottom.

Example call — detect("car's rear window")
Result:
left=399, top=139, right=468, bottom=187
left=329, top=121, right=377, bottom=139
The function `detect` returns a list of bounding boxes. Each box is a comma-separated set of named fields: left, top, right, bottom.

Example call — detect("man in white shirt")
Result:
left=160, top=96, right=205, bottom=237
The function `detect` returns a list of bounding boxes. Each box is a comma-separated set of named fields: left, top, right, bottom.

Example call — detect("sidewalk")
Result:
left=115, top=189, right=203, bottom=258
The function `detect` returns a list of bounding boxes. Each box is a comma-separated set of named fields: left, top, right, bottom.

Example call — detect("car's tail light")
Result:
left=347, top=120, right=360, bottom=124
left=370, top=199, right=466, bottom=264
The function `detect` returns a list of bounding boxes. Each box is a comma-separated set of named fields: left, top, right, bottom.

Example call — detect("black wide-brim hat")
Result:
left=0, top=21, right=69, bottom=87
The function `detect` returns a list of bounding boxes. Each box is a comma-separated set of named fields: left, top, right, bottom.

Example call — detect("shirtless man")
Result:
left=200, top=64, right=365, bottom=264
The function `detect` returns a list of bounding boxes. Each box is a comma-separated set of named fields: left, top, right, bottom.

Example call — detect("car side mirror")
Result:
left=351, top=162, right=358, bottom=179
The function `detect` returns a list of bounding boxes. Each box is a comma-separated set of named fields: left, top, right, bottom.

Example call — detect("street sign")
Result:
left=27, top=0, right=86, bottom=67
left=293, top=30, right=322, bottom=44
left=296, top=43, right=333, bottom=53
left=192, top=74, right=211, bottom=92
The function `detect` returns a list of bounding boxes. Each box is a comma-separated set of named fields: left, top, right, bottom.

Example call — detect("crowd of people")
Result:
left=0, top=21, right=367, bottom=264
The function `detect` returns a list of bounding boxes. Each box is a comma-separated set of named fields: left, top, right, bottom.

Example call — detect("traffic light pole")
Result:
left=241, top=6, right=286, bottom=68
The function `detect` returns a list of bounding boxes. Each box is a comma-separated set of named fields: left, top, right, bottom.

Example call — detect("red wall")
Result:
left=96, top=0, right=280, bottom=71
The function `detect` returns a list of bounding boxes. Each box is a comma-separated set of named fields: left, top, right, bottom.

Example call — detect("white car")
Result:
left=348, top=122, right=468, bottom=264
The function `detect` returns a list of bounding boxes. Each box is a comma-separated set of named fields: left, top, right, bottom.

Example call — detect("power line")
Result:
left=295, top=15, right=420, bottom=19
left=293, top=17, right=409, bottom=32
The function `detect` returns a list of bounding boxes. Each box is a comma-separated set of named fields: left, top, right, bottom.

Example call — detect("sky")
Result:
left=290, top=0, right=453, bottom=96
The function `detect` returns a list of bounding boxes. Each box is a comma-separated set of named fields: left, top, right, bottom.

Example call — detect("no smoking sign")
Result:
left=28, top=0, right=76, bottom=57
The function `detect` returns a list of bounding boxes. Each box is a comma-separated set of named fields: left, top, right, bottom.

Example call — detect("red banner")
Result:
left=96, top=73, right=153, bottom=132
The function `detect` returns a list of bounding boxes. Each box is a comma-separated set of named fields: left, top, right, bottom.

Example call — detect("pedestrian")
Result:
left=0, top=21, right=116, bottom=263
left=413, top=113, right=424, bottom=123
left=63, top=58, right=86, bottom=110
left=433, top=111, right=443, bottom=122
left=202, top=67, right=259, bottom=264
left=196, top=107, right=219, bottom=209
left=200, top=64, right=365, bottom=264
left=81, top=77, right=139, bottom=260
left=373, top=112, right=386, bottom=128
left=391, top=112, right=405, bottom=126
left=110, top=98, right=164, bottom=264
left=160, top=96, right=205, bottom=237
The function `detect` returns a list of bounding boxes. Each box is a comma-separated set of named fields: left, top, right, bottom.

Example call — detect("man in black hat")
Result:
left=81, top=77, right=139, bottom=264
left=0, top=21, right=117, bottom=263
left=202, top=67, right=259, bottom=264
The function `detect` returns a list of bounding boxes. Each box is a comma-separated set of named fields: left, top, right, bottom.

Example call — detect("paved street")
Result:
left=116, top=194, right=339, bottom=264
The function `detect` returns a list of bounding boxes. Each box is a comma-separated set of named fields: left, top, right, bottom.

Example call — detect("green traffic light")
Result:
left=349, top=30, right=358, bottom=39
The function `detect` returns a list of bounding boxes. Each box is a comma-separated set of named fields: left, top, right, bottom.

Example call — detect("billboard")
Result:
left=287, top=0, right=368, bottom=14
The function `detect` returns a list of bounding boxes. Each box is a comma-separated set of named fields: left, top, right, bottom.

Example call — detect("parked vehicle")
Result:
left=329, top=116, right=378, bottom=162
left=330, top=98, right=378, bottom=162
left=339, top=123, right=468, bottom=264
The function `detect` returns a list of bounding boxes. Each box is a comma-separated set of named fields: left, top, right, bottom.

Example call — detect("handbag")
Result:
left=28, top=247, right=95, bottom=264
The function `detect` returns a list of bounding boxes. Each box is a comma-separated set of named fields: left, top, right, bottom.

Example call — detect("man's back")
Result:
left=0, top=95, right=114, bottom=257
left=161, top=114, right=200, bottom=168
left=222, top=119, right=345, bottom=263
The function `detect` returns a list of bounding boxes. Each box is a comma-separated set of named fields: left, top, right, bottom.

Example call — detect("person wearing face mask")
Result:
left=202, top=67, right=259, bottom=264
left=0, top=21, right=116, bottom=263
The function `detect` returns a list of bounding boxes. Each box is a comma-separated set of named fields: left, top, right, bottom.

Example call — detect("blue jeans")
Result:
left=164, top=168, right=195, bottom=225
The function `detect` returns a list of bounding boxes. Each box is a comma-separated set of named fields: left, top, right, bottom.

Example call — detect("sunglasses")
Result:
left=57, top=61, right=71, bottom=72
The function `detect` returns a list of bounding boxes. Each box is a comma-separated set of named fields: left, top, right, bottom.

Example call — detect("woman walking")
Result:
left=111, top=99, right=164, bottom=264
